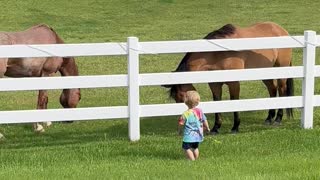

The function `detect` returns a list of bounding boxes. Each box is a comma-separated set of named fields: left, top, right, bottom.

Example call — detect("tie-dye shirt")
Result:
left=178, top=108, right=207, bottom=143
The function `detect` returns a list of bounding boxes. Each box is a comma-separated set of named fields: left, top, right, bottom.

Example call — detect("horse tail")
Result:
left=286, top=62, right=294, bottom=119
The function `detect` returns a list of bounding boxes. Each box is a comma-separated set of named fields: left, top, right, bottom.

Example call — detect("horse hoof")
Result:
left=34, top=124, right=45, bottom=133
left=273, top=121, right=281, bottom=126
left=44, top=121, right=52, bottom=127
left=0, top=133, right=5, bottom=140
left=210, top=131, right=219, bottom=136
left=231, top=130, right=238, bottom=134
left=264, top=120, right=272, bottom=125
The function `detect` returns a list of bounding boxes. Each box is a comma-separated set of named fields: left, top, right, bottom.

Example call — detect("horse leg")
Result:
left=208, top=83, right=223, bottom=135
left=273, top=48, right=293, bottom=125
left=226, top=81, right=240, bottom=133
left=274, top=79, right=287, bottom=125
left=35, top=89, right=50, bottom=132
left=262, top=80, right=277, bottom=125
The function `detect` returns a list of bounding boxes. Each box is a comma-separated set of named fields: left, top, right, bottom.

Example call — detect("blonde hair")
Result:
left=184, top=91, right=200, bottom=108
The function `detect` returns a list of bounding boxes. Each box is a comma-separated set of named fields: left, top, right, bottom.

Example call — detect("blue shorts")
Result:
left=182, top=142, right=199, bottom=150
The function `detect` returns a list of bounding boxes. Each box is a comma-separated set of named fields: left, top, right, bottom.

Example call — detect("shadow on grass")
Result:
left=0, top=116, right=177, bottom=149
left=0, top=109, right=302, bottom=151
left=0, top=121, right=125, bottom=149
left=202, top=109, right=301, bottom=134
left=109, top=141, right=182, bottom=160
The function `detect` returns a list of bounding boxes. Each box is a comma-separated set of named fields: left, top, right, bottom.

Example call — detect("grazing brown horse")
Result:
left=163, top=22, right=294, bottom=134
left=0, top=24, right=81, bottom=138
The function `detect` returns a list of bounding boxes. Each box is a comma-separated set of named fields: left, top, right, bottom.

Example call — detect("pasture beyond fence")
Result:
left=0, top=31, right=319, bottom=141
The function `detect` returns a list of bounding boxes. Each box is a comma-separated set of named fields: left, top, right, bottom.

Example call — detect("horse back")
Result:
left=231, top=22, right=291, bottom=69
left=187, top=22, right=291, bottom=71
left=2, top=24, right=61, bottom=45
left=0, top=24, right=65, bottom=77
left=235, top=22, right=289, bottom=38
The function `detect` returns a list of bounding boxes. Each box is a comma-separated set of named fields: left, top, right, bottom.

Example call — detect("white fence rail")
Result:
left=0, top=31, right=319, bottom=141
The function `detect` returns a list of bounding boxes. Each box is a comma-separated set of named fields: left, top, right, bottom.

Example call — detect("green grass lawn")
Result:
left=1, top=0, right=320, bottom=179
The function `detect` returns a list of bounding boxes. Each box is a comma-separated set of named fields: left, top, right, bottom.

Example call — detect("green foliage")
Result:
left=0, top=0, right=320, bottom=179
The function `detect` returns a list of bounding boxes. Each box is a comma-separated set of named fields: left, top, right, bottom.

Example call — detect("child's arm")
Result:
left=203, top=120, right=210, bottom=133
left=177, top=124, right=183, bottom=135
left=178, top=116, right=185, bottom=135
left=199, top=109, right=210, bottom=133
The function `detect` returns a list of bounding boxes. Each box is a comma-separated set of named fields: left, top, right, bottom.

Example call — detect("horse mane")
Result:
left=32, top=23, right=52, bottom=29
left=173, top=24, right=236, bottom=73
left=174, top=53, right=192, bottom=72
left=203, top=24, right=236, bottom=39
left=166, top=24, right=236, bottom=99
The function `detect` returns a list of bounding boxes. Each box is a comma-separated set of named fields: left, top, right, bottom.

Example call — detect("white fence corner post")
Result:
left=127, top=37, right=140, bottom=141
left=301, top=30, right=316, bottom=129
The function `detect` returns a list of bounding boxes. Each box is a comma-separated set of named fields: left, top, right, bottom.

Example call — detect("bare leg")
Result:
left=193, top=148, right=199, bottom=160
left=184, top=149, right=195, bottom=161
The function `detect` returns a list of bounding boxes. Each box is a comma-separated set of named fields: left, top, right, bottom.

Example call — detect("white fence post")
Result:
left=301, top=30, right=316, bottom=129
left=127, top=37, right=140, bottom=141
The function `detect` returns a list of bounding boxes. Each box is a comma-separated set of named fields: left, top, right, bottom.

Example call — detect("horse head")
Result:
left=59, top=57, right=81, bottom=108
left=60, top=88, right=81, bottom=108
left=162, top=84, right=196, bottom=103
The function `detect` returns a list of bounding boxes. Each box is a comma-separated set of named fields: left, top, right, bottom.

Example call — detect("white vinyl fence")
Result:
left=0, top=31, right=319, bottom=141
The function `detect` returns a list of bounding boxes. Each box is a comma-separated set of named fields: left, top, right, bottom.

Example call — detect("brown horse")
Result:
left=0, top=24, right=81, bottom=138
left=163, top=22, right=294, bottom=134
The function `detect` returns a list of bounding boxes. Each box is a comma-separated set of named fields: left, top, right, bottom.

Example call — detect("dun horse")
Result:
left=164, top=22, right=294, bottom=134
left=0, top=24, right=81, bottom=138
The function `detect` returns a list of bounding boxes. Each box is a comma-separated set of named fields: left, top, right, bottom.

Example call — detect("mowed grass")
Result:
left=0, top=0, right=320, bottom=179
